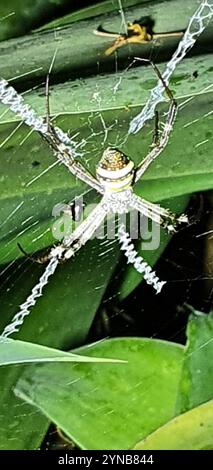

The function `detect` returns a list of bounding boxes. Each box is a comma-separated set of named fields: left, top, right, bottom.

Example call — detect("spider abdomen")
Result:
left=96, top=147, right=135, bottom=192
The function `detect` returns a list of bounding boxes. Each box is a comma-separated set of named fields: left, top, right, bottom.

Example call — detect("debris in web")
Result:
left=129, top=0, right=213, bottom=134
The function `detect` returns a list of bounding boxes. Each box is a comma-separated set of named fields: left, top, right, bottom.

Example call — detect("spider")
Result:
left=0, top=60, right=188, bottom=336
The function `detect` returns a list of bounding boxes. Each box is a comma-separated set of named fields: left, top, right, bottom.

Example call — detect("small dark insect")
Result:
left=192, top=70, right=198, bottom=79
left=32, top=160, right=40, bottom=167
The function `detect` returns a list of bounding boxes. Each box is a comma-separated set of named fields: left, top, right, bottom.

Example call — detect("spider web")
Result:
left=0, top=0, right=212, bottom=336
left=0, top=0, right=213, bottom=449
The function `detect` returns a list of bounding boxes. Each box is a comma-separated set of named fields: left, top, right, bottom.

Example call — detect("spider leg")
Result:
left=0, top=78, right=104, bottom=194
left=18, top=201, right=107, bottom=265
left=17, top=242, right=50, bottom=264
left=62, top=201, right=107, bottom=259
left=53, top=146, right=104, bottom=194
left=42, top=76, right=104, bottom=193
left=37, top=201, right=107, bottom=264
left=104, top=36, right=128, bottom=56
left=93, top=25, right=121, bottom=38
left=153, top=31, right=184, bottom=40
left=44, top=55, right=63, bottom=138
left=152, top=110, right=160, bottom=146
left=45, top=48, right=59, bottom=133
left=45, top=72, right=51, bottom=134
left=2, top=202, right=107, bottom=337
left=130, top=194, right=188, bottom=232
left=42, top=74, right=104, bottom=193
left=134, top=60, right=177, bottom=182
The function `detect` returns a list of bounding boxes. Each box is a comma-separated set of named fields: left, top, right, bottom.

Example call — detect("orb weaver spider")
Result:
left=0, top=60, right=187, bottom=337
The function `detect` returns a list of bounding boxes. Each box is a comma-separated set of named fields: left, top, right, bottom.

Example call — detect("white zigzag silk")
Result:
left=117, top=225, right=166, bottom=294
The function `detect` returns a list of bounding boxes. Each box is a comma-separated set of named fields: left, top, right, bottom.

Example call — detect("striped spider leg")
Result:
left=135, top=59, right=178, bottom=181
left=0, top=77, right=103, bottom=195
left=131, top=59, right=188, bottom=229
left=1, top=201, right=108, bottom=338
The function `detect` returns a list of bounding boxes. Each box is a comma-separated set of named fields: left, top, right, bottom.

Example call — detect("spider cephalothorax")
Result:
left=96, top=147, right=135, bottom=192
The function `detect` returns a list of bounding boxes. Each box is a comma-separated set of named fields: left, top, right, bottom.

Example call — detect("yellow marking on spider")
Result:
left=96, top=148, right=135, bottom=192
left=94, top=18, right=184, bottom=56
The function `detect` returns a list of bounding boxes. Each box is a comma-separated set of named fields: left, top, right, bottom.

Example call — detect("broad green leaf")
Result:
left=15, top=337, right=184, bottom=450
left=0, top=0, right=95, bottom=41
left=1, top=0, right=211, bottom=83
left=37, top=0, right=149, bottom=31
left=134, top=400, right=213, bottom=450
left=0, top=337, right=124, bottom=366
left=175, top=311, right=213, bottom=414
left=134, top=312, right=213, bottom=450
left=0, top=367, right=48, bottom=449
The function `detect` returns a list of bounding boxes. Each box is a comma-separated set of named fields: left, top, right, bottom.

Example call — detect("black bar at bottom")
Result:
left=0, top=450, right=212, bottom=466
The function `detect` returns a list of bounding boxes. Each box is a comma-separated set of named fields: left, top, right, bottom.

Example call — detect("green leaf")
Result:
left=134, top=400, right=213, bottom=450
left=37, top=0, right=147, bottom=31
left=175, top=310, right=213, bottom=414
left=134, top=310, right=213, bottom=450
left=0, top=337, right=124, bottom=366
left=15, top=337, right=184, bottom=450
left=1, top=0, right=212, bottom=82
left=0, top=0, right=212, bottom=452
left=0, top=236, right=120, bottom=449
left=0, top=0, right=97, bottom=41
